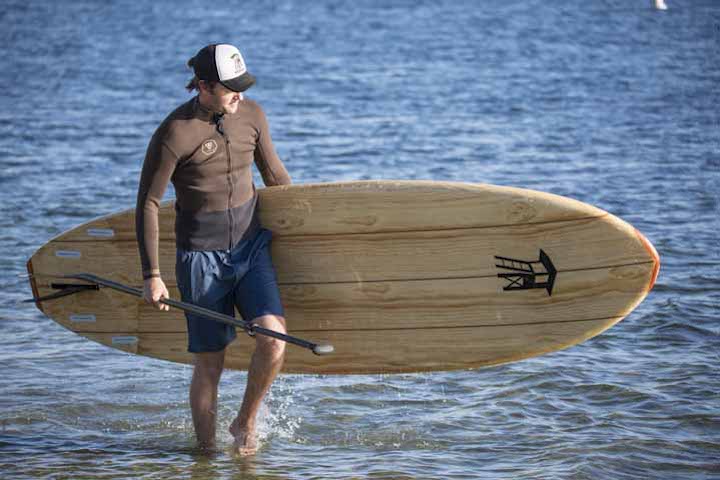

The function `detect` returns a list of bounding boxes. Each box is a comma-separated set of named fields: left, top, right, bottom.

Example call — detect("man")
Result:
left=135, top=43, right=291, bottom=455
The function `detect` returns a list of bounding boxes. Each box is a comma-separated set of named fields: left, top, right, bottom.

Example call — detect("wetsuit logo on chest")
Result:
left=201, top=139, right=218, bottom=156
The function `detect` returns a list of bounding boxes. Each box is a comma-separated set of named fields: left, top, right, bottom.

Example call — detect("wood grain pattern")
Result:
left=30, top=217, right=648, bottom=286
left=52, top=181, right=608, bottom=241
left=27, top=181, right=659, bottom=374
left=34, top=263, right=654, bottom=334
left=81, top=317, right=621, bottom=374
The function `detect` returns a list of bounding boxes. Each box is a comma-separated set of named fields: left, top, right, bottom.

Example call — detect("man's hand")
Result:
left=143, top=277, right=170, bottom=311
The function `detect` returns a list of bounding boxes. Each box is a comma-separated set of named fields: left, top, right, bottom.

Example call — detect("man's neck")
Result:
left=197, top=94, right=218, bottom=114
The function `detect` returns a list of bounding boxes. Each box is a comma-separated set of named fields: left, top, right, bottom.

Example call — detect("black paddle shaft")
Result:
left=66, top=273, right=334, bottom=356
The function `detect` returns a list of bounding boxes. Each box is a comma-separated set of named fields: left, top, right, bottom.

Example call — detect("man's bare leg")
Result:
left=190, top=350, right=226, bottom=449
left=229, top=314, right=287, bottom=455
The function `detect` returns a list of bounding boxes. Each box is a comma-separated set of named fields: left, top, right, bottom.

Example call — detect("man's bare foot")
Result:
left=229, top=417, right=258, bottom=456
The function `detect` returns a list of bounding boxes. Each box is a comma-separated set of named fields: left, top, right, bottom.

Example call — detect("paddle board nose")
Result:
left=635, top=228, right=660, bottom=292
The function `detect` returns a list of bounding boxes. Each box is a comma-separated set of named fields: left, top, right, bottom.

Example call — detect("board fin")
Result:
left=24, top=282, right=100, bottom=304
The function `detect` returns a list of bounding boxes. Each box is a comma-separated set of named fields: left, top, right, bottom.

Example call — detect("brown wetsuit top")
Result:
left=135, top=96, right=291, bottom=280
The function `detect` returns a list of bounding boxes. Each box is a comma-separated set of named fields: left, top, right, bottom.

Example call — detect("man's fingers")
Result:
left=143, top=279, right=170, bottom=311
left=153, top=291, right=170, bottom=311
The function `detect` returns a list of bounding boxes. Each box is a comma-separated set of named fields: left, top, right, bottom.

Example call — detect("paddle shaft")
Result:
left=67, top=273, right=332, bottom=355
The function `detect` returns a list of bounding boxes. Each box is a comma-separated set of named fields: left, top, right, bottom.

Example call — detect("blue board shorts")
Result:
left=175, top=228, right=284, bottom=353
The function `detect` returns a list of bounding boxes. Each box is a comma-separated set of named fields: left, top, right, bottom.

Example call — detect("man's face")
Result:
left=201, top=82, right=242, bottom=114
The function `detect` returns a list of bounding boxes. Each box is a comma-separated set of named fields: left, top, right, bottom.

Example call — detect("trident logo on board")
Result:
left=494, top=249, right=557, bottom=296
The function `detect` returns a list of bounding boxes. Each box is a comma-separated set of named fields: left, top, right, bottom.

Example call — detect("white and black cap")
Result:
left=189, top=44, right=256, bottom=92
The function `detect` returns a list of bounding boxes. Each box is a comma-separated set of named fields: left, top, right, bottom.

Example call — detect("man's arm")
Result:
left=253, top=106, right=292, bottom=186
left=136, top=132, right=178, bottom=310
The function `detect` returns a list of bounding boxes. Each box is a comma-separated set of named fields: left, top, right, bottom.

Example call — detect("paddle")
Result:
left=54, top=273, right=334, bottom=356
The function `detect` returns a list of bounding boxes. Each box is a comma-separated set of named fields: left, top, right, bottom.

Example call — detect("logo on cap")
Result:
left=230, top=53, right=245, bottom=75
left=201, top=139, right=218, bottom=156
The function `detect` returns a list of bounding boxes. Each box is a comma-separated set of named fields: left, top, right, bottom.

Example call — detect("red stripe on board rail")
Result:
left=634, top=228, right=660, bottom=292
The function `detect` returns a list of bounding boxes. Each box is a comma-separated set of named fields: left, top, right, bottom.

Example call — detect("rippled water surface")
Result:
left=1, top=0, right=718, bottom=478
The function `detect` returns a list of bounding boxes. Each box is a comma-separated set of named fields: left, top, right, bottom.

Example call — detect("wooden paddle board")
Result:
left=27, top=181, right=659, bottom=374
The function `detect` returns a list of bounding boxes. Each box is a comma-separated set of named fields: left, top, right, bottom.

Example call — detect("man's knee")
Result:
left=193, top=350, right=226, bottom=382
left=252, top=315, right=287, bottom=361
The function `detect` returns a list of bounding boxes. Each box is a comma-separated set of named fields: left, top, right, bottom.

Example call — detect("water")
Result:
left=1, top=0, right=718, bottom=478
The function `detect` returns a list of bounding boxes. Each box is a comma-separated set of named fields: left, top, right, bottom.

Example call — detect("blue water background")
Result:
left=1, top=0, right=718, bottom=478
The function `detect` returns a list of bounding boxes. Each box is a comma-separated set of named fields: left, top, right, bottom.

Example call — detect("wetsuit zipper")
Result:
left=225, top=136, right=233, bottom=250
left=214, top=113, right=233, bottom=250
